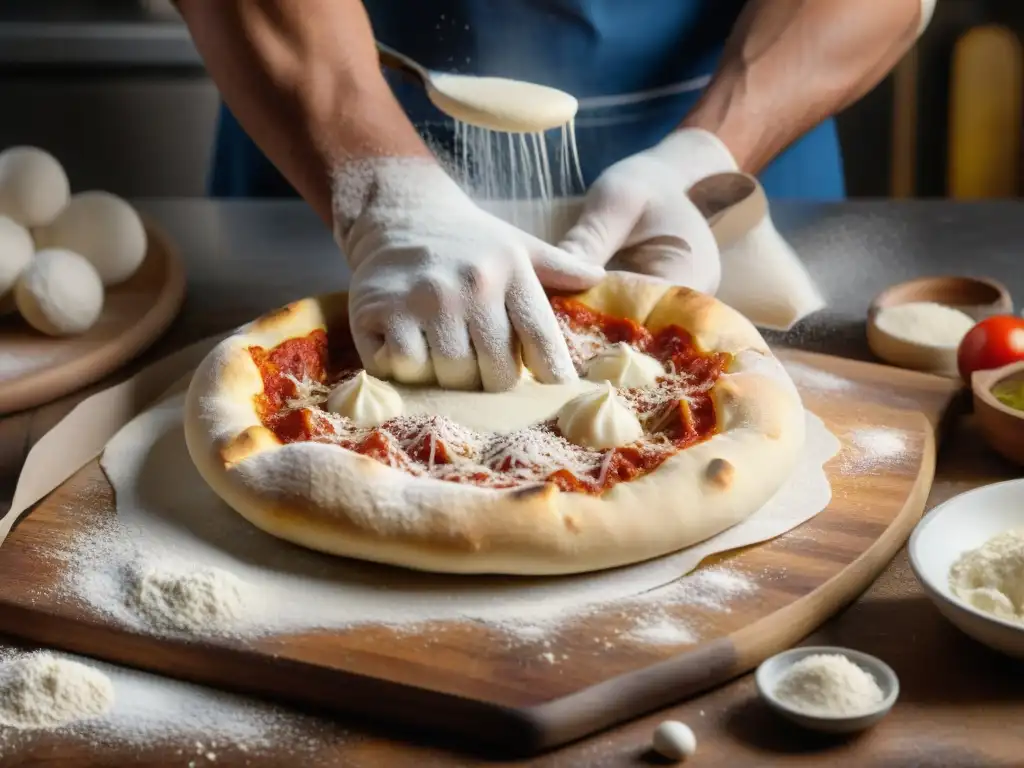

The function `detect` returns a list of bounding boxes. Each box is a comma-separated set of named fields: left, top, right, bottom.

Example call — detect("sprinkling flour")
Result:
left=625, top=617, right=697, bottom=646
left=500, top=565, right=758, bottom=653
left=0, top=652, right=114, bottom=729
left=782, top=360, right=854, bottom=394
left=773, top=653, right=884, bottom=717
left=840, top=426, right=908, bottom=475
left=125, top=565, right=254, bottom=635
left=0, top=647, right=345, bottom=758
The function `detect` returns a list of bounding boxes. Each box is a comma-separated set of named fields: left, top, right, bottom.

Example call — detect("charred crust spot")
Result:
left=704, top=458, right=734, bottom=490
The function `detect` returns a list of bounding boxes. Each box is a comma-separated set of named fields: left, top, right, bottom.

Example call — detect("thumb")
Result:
left=529, top=242, right=606, bottom=291
left=557, top=183, right=643, bottom=266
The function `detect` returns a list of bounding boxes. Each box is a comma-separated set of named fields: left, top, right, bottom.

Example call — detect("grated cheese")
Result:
left=595, top=449, right=616, bottom=489
left=282, top=374, right=330, bottom=411
left=273, top=321, right=717, bottom=491
left=558, top=313, right=609, bottom=372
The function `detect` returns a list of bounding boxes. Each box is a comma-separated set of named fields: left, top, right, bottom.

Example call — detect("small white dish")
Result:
left=755, top=646, right=899, bottom=734
left=909, top=478, right=1024, bottom=658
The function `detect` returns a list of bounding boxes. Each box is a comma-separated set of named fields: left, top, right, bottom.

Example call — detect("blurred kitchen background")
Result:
left=0, top=0, right=1020, bottom=199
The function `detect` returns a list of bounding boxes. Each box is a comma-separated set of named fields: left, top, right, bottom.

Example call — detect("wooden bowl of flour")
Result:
left=867, top=276, right=1012, bottom=377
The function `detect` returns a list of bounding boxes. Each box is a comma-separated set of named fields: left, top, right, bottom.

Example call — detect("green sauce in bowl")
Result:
left=993, top=380, right=1024, bottom=412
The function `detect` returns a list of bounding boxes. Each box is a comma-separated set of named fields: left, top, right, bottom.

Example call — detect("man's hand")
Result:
left=337, top=160, right=605, bottom=392
left=558, top=129, right=736, bottom=294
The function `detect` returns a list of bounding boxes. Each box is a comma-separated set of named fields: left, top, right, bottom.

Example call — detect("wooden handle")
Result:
left=688, top=172, right=767, bottom=249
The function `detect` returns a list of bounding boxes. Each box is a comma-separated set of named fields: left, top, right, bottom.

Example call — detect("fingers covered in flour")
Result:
left=530, top=241, right=606, bottom=291
left=424, top=310, right=481, bottom=390
left=384, top=313, right=434, bottom=385
left=507, top=267, right=577, bottom=384
left=352, top=327, right=391, bottom=380
left=467, top=299, right=519, bottom=392
left=339, top=159, right=599, bottom=391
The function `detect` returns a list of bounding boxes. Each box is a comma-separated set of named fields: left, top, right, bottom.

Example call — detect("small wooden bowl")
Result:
left=973, top=361, right=1024, bottom=466
left=867, top=276, right=1013, bottom=376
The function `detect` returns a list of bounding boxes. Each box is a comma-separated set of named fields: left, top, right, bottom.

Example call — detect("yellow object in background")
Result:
left=948, top=25, right=1023, bottom=199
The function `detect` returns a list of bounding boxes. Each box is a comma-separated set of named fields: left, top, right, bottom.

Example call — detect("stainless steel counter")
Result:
left=133, top=198, right=1024, bottom=363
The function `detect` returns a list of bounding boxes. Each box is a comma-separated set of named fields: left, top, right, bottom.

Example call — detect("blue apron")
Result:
left=209, top=0, right=845, bottom=201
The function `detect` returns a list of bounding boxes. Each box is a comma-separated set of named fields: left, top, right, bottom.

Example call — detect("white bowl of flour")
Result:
left=910, top=478, right=1024, bottom=658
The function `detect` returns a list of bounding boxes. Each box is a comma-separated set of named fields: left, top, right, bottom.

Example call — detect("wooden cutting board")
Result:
left=0, top=350, right=958, bottom=757
left=0, top=218, right=186, bottom=415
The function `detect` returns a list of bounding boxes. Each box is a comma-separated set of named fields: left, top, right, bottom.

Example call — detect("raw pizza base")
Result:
left=184, top=273, right=805, bottom=575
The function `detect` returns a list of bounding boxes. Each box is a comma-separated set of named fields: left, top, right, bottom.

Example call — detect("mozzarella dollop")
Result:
left=585, top=342, right=663, bottom=388
left=326, top=371, right=403, bottom=427
left=556, top=382, right=643, bottom=450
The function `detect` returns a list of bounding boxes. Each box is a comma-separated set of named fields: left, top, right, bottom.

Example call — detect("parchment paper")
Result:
left=0, top=326, right=840, bottom=639
left=0, top=333, right=228, bottom=546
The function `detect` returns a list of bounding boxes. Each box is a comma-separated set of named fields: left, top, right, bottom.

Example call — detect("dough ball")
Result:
left=34, top=191, right=147, bottom=286
left=0, top=146, right=71, bottom=228
left=652, top=720, right=697, bottom=761
left=15, top=248, right=104, bottom=336
left=0, top=215, right=34, bottom=315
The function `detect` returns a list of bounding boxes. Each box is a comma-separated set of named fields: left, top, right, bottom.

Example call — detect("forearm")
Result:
left=682, top=0, right=924, bottom=173
left=175, top=0, right=429, bottom=224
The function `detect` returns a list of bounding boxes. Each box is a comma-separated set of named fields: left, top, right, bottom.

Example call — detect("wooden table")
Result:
left=1, top=200, right=1023, bottom=766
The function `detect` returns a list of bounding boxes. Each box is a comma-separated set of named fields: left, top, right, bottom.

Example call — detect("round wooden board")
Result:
left=0, top=351, right=958, bottom=756
left=0, top=218, right=186, bottom=415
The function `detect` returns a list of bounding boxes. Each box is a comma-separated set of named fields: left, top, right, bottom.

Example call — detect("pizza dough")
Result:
left=585, top=342, right=663, bottom=387
left=557, top=382, right=643, bottom=449
left=14, top=248, right=104, bottom=336
left=0, top=146, right=70, bottom=228
left=0, top=216, right=33, bottom=315
left=184, top=274, right=806, bottom=575
left=326, top=371, right=403, bottom=427
left=34, top=191, right=147, bottom=286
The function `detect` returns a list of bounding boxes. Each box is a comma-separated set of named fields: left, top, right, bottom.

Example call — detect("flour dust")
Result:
left=452, top=119, right=584, bottom=202
left=0, top=647, right=345, bottom=760
left=839, top=426, right=910, bottom=475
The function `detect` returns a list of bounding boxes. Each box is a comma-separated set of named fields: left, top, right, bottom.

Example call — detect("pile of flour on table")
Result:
left=0, top=647, right=344, bottom=761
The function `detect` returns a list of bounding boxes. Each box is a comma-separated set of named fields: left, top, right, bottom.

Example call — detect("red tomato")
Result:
left=957, top=314, right=1024, bottom=382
